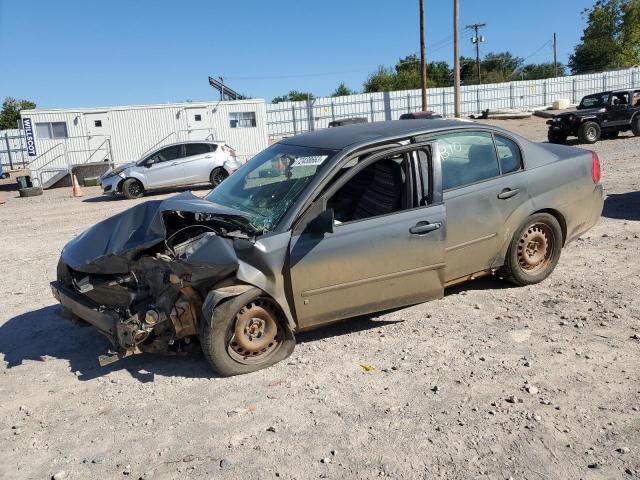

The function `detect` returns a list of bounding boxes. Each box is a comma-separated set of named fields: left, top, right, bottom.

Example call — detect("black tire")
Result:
left=210, top=167, right=229, bottom=187
left=18, top=186, right=43, bottom=197
left=547, top=130, right=567, bottom=144
left=499, top=213, right=563, bottom=286
left=121, top=178, right=144, bottom=199
left=578, top=121, right=601, bottom=144
left=200, top=287, right=295, bottom=377
left=632, top=115, right=640, bottom=136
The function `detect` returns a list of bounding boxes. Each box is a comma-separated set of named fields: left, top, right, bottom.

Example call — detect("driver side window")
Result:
left=327, top=152, right=411, bottom=224
left=146, top=145, right=182, bottom=166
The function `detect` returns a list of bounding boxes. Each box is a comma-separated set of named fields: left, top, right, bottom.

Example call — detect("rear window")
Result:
left=185, top=143, right=211, bottom=157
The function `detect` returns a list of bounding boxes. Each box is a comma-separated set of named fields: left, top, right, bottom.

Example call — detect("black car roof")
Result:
left=279, top=119, right=475, bottom=149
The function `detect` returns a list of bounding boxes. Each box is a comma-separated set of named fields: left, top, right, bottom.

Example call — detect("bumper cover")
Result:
left=51, top=280, right=119, bottom=341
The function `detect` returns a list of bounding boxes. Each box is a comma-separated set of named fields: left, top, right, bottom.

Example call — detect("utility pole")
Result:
left=467, top=22, right=486, bottom=85
left=419, top=0, right=428, bottom=111
left=553, top=32, right=558, bottom=77
left=453, top=0, right=461, bottom=118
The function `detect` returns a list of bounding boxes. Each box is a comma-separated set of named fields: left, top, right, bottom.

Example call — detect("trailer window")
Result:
left=230, top=112, right=256, bottom=128
left=35, top=122, right=68, bottom=139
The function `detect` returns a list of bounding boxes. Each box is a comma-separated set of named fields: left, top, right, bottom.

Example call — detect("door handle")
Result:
left=497, top=188, right=520, bottom=199
left=410, top=221, right=442, bottom=235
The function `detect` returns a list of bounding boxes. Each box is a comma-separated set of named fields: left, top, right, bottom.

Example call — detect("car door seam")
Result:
left=446, top=232, right=497, bottom=253
left=301, top=262, right=446, bottom=298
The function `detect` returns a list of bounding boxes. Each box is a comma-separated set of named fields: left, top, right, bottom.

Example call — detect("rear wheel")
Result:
left=547, top=130, right=567, bottom=144
left=122, top=178, right=144, bottom=199
left=210, top=168, right=228, bottom=188
left=200, top=288, right=295, bottom=376
left=632, top=115, right=640, bottom=136
left=578, top=121, right=601, bottom=144
left=499, top=213, right=563, bottom=286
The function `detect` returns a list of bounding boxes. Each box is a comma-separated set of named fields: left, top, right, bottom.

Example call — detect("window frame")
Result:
left=492, top=133, right=524, bottom=176
left=35, top=121, right=69, bottom=139
left=229, top=111, right=257, bottom=128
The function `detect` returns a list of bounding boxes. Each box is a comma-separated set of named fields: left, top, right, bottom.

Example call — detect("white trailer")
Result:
left=21, top=99, right=268, bottom=188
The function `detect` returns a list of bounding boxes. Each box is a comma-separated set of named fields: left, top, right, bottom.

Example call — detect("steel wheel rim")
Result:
left=517, top=223, right=554, bottom=274
left=227, top=299, right=283, bottom=365
left=586, top=126, right=597, bottom=141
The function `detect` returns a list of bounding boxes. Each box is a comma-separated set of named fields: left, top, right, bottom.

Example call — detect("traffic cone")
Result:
left=72, top=174, right=83, bottom=198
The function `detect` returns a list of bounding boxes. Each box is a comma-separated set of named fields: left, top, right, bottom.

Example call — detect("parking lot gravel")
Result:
left=0, top=117, right=638, bottom=479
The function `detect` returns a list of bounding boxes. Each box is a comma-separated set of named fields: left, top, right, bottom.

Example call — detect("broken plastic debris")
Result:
left=360, top=364, right=375, bottom=372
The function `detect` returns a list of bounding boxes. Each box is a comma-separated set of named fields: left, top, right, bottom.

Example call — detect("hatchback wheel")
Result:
left=200, top=288, right=295, bottom=376
left=210, top=168, right=228, bottom=187
left=499, top=213, right=563, bottom=286
left=578, top=121, right=601, bottom=144
left=122, top=178, right=144, bottom=199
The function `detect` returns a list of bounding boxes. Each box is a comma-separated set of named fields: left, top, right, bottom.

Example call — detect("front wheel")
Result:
left=200, top=288, right=295, bottom=376
left=499, top=213, right=563, bottom=286
left=121, top=178, right=144, bottom=199
left=578, top=121, right=601, bottom=144
left=547, top=130, right=567, bottom=144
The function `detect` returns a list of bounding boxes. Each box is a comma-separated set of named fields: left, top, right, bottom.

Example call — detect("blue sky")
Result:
left=0, top=0, right=595, bottom=108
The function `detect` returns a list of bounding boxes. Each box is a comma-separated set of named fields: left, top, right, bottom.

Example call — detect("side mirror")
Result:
left=307, top=208, right=334, bottom=235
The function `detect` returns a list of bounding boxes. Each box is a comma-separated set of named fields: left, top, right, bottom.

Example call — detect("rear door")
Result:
left=607, top=91, right=632, bottom=127
left=141, top=144, right=185, bottom=188
left=182, top=143, right=216, bottom=184
left=287, top=144, right=446, bottom=329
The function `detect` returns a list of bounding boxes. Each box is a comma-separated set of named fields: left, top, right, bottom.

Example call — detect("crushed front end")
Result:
left=51, top=192, right=256, bottom=365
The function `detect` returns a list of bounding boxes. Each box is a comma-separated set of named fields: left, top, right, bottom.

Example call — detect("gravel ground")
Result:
left=0, top=117, right=638, bottom=480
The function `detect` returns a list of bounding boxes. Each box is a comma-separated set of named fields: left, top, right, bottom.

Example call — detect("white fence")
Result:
left=265, top=67, right=640, bottom=139
left=0, top=129, right=28, bottom=169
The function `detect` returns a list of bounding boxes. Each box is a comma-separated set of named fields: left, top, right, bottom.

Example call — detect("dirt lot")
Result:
left=0, top=117, right=638, bottom=480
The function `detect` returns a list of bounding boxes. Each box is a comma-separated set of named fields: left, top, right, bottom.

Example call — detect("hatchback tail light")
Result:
left=591, top=151, right=601, bottom=184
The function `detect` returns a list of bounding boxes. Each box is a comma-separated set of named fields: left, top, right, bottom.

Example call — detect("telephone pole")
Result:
left=553, top=32, right=558, bottom=77
left=466, top=22, right=486, bottom=85
left=453, top=0, right=460, bottom=117
left=419, top=0, right=428, bottom=111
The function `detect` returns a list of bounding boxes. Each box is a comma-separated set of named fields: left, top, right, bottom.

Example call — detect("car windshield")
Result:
left=205, top=143, right=336, bottom=232
left=578, top=93, right=610, bottom=109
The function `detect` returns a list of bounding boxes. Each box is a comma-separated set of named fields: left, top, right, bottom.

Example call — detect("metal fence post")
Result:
left=543, top=81, right=547, bottom=106
left=4, top=132, right=13, bottom=170
left=370, top=98, right=375, bottom=122
left=603, top=73, right=607, bottom=91
left=510, top=83, right=514, bottom=109
left=476, top=89, right=481, bottom=114
left=407, top=94, right=411, bottom=113
left=330, top=102, right=335, bottom=122
left=442, top=90, right=447, bottom=117
left=572, top=78, right=576, bottom=104
left=632, top=69, right=637, bottom=88
left=291, top=106, right=297, bottom=135
left=306, top=100, right=315, bottom=132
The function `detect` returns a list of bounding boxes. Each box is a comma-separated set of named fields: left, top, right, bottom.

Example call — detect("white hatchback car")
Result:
left=101, top=141, right=241, bottom=199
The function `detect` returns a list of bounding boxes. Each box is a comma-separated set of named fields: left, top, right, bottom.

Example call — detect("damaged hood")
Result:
left=62, top=192, right=252, bottom=274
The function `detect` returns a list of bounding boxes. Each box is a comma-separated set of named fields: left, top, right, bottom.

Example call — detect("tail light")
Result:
left=591, top=151, right=601, bottom=184
left=226, top=144, right=237, bottom=158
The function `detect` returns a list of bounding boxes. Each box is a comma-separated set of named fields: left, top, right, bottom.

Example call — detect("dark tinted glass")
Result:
left=185, top=143, right=210, bottom=157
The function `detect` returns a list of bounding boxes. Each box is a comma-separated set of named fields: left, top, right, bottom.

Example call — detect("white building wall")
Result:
left=21, top=99, right=268, bottom=186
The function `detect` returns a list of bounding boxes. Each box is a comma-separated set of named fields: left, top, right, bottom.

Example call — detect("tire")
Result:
left=632, top=115, right=640, bottom=136
left=200, top=287, right=295, bottom=377
left=578, top=121, right=601, bottom=144
left=210, top=167, right=229, bottom=188
left=18, top=186, right=43, bottom=197
left=121, top=178, right=144, bottom=199
left=547, top=130, right=567, bottom=144
left=499, top=213, right=563, bottom=286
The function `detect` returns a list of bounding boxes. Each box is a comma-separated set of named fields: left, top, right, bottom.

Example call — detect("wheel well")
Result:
left=119, top=177, right=143, bottom=192
left=532, top=208, right=567, bottom=246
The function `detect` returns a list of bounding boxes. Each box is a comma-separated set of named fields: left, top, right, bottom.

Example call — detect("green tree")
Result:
left=0, top=97, right=36, bottom=130
left=363, top=55, right=453, bottom=92
left=519, top=62, right=566, bottom=80
left=569, top=0, right=640, bottom=73
left=271, top=91, right=315, bottom=103
left=331, top=82, right=356, bottom=97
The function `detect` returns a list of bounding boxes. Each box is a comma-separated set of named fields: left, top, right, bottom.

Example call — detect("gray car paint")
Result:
left=52, top=119, right=603, bottom=361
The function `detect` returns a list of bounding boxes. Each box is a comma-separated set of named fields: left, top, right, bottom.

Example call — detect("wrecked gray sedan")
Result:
left=52, top=120, right=604, bottom=376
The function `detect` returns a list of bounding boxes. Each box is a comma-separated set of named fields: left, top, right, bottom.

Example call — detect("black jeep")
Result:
left=547, top=89, right=640, bottom=144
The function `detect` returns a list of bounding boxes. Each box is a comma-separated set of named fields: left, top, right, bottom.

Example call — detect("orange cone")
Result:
left=72, top=174, right=83, bottom=197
